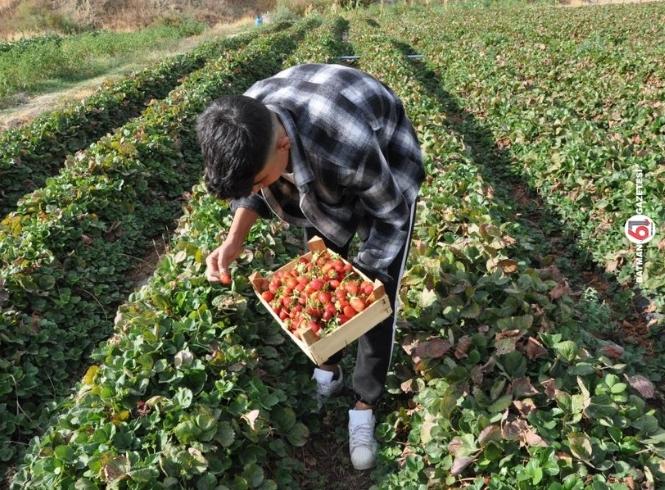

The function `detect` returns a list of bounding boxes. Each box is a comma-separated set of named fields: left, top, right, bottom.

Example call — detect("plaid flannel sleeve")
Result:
left=230, top=194, right=272, bottom=219
left=345, top=137, right=411, bottom=284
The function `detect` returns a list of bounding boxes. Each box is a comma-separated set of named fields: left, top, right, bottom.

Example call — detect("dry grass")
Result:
left=0, top=0, right=275, bottom=38
left=560, top=0, right=664, bottom=6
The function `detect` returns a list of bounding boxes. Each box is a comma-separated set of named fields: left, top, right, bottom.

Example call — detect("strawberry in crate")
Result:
left=257, top=248, right=377, bottom=339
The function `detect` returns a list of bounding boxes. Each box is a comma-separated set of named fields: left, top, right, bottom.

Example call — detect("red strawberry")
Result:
left=309, top=321, right=321, bottom=334
left=261, top=291, right=274, bottom=302
left=344, top=281, right=359, bottom=296
left=350, top=297, right=366, bottom=313
left=343, top=305, right=356, bottom=318
left=219, top=271, right=232, bottom=285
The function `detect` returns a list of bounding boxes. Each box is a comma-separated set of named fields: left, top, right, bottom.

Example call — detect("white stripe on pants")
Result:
left=387, top=196, right=419, bottom=371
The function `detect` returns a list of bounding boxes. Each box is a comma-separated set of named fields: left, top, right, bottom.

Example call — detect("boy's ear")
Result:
left=276, top=134, right=291, bottom=152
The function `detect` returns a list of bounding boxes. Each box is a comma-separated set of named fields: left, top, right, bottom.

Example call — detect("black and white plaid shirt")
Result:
left=231, top=64, right=424, bottom=280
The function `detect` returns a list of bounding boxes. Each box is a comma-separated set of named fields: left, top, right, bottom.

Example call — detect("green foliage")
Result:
left=4, top=5, right=664, bottom=488
left=390, top=3, right=665, bottom=322
left=0, top=30, right=259, bottom=216
left=347, top=10, right=665, bottom=489
left=285, top=16, right=351, bottom=65
left=10, top=18, right=349, bottom=487
left=0, top=19, right=317, bottom=477
left=0, top=20, right=205, bottom=106
left=10, top=186, right=317, bottom=488
left=0, top=34, right=66, bottom=54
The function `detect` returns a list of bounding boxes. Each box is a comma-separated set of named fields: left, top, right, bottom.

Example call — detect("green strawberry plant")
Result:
left=389, top=3, right=665, bottom=324
left=349, top=13, right=665, bottom=489
left=0, top=30, right=266, bottom=216
left=10, top=17, right=351, bottom=488
left=0, top=19, right=319, bottom=476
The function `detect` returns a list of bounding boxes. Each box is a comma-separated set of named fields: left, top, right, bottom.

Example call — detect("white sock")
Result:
left=349, top=408, right=374, bottom=425
left=313, top=367, right=334, bottom=384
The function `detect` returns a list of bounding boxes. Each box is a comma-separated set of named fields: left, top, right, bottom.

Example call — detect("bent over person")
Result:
left=196, top=64, right=424, bottom=471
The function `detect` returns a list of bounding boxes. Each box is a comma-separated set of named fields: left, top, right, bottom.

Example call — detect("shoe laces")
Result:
left=350, top=421, right=375, bottom=447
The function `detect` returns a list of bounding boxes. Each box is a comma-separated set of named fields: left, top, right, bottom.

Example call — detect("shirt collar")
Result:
left=266, top=104, right=314, bottom=190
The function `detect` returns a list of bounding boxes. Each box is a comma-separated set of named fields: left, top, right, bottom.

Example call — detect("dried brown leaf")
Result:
left=447, top=436, right=464, bottom=457
left=102, top=455, right=129, bottom=482
left=497, top=259, right=518, bottom=274
left=599, top=342, right=624, bottom=359
left=478, top=425, right=501, bottom=445
left=549, top=280, right=572, bottom=300
left=501, top=418, right=525, bottom=441
left=541, top=378, right=558, bottom=399
left=524, top=429, right=548, bottom=447
left=502, top=418, right=547, bottom=447
left=626, top=374, right=655, bottom=399
left=513, top=398, right=537, bottom=417
left=495, top=329, right=522, bottom=355
left=511, top=377, right=539, bottom=398
left=414, top=338, right=451, bottom=360
left=455, top=335, right=472, bottom=359
left=525, top=337, right=548, bottom=360
left=502, top=235, right=517, bottom=246
left=451, top=455, right=475, bottom=476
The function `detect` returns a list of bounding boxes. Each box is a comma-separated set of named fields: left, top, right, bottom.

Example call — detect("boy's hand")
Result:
left=205, top=238, right=244, bottom=283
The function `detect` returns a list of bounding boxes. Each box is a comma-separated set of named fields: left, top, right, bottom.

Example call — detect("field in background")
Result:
left=0, top=0, right=272, bottom=38
left=0, top=16, right=255, bottom=127
left=0, top=19, right=209, bottom=108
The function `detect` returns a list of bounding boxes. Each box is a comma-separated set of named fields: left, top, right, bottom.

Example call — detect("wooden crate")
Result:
left=249, top=236, right=393, bottom=365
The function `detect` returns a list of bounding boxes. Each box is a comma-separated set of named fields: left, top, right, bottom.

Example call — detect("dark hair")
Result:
left=196, top=95, right=274, bottom=199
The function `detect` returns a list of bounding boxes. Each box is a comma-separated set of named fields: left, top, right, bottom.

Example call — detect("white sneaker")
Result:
left=312, top=367, right=344, bottom=408
left=348, top=408, right=378, bottom=470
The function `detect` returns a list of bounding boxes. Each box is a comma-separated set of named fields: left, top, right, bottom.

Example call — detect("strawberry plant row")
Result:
left=348, top=16, right=665, bottom=488
left=11, top=186, right=322, bottom=489
left=284, top=16, right=350, bottom=66
left=0, top=20, right=316, bottom=474
left=0, top=29, right=261, bottom=216
left=11, top=187, right=325, bottom=489
left=0, top=34, right=66, bottom=54
left=391, top=5, right=665, bottom=320
left=11, top=18, right=351, bottom=488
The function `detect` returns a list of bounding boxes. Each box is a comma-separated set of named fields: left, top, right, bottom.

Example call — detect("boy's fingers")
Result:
left=206, top=272, right=220, bottom=283
left=206, top=250, right=221, bottom=282
left=206, top=252, right=218, bottom=271
left=217, top=254, right=229, bottom=276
